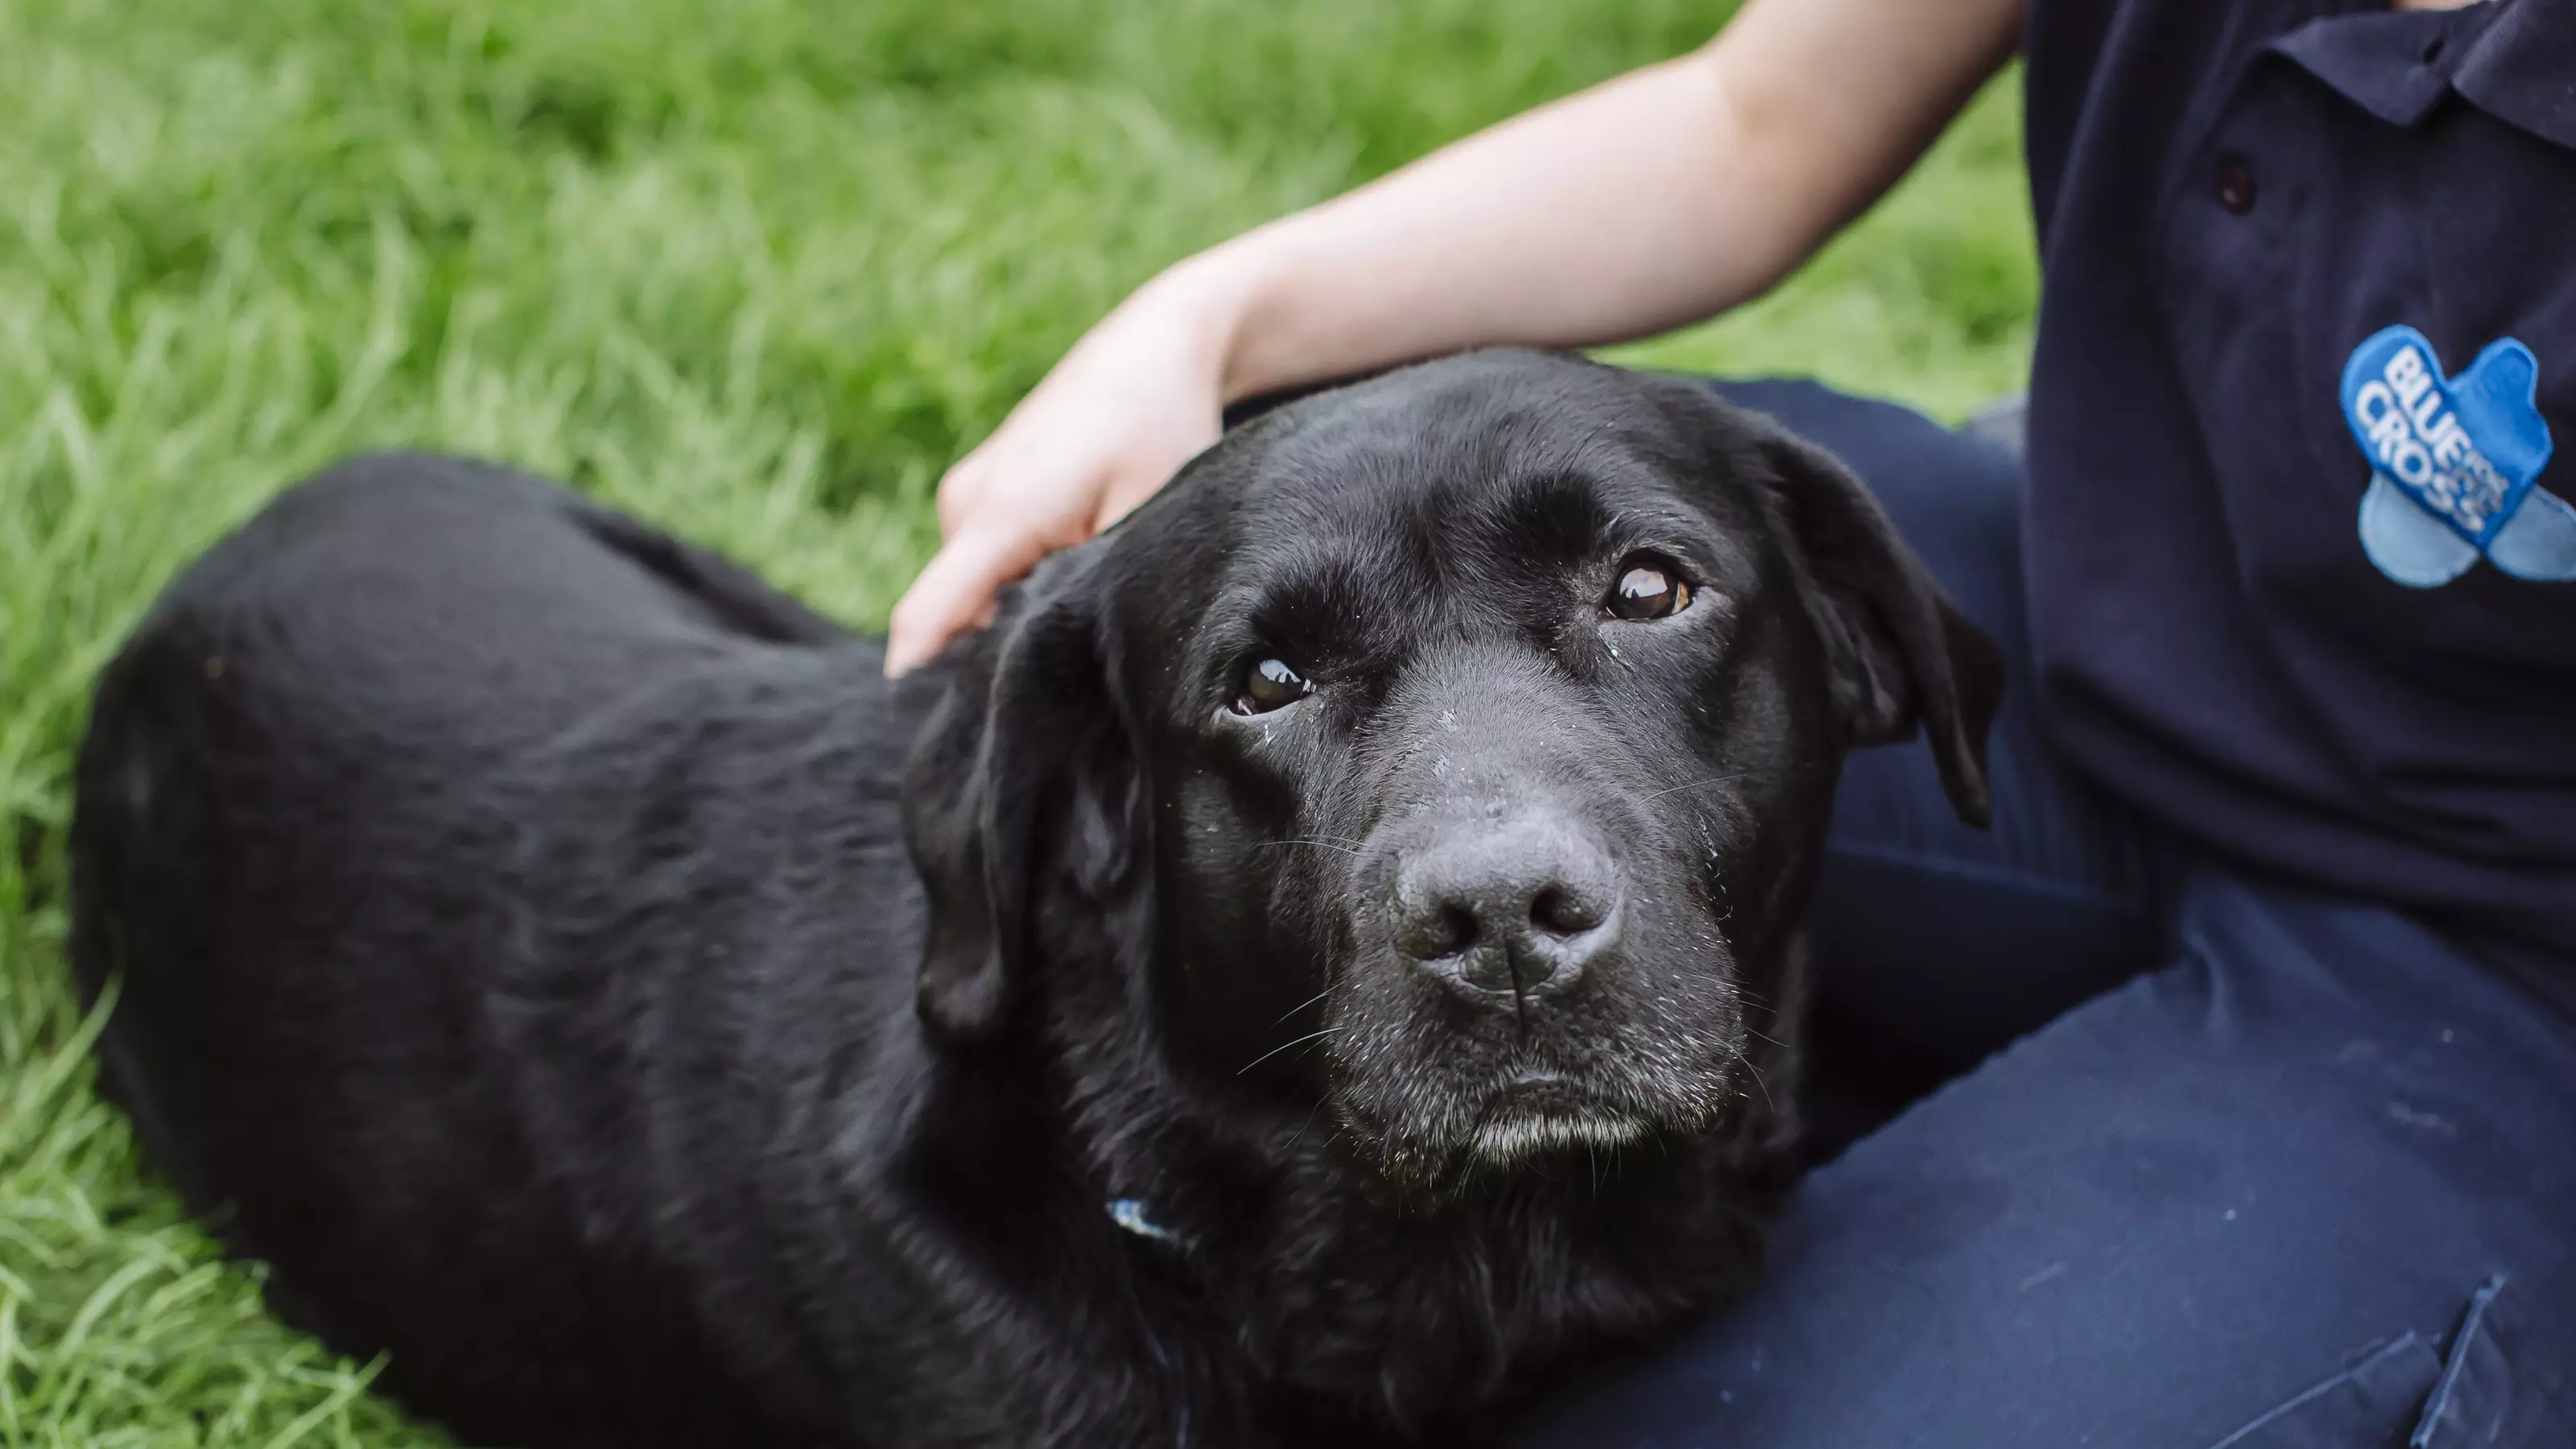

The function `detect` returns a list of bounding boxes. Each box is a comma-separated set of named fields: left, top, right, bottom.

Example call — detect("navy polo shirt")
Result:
left=2021, top=0, right=2576, bottom=1004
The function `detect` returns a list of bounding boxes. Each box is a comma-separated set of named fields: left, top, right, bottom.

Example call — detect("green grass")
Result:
left=0, top=0, right=2034, bottom=1441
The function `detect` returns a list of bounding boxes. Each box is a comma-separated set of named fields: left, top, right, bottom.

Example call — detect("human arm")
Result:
left=886, top=0, right=2025, bottom=673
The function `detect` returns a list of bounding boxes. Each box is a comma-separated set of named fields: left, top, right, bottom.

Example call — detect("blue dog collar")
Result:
left=1108, top=1196, right=1191, bottom=1249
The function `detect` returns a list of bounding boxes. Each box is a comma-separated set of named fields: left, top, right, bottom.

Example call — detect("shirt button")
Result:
left=2216, top=153, right=2257, bottom=214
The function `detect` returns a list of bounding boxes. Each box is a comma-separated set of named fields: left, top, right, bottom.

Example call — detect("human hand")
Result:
left=886, top=272, right=1239, bottom=675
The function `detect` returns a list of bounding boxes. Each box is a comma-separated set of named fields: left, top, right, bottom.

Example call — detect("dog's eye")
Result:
left=1232, top=658, right=1312, bottom=715
left=1606, top=557, right=1692, bottom=621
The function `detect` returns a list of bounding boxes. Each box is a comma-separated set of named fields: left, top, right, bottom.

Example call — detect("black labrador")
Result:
left=69, top=349, right=1999, bottom=1448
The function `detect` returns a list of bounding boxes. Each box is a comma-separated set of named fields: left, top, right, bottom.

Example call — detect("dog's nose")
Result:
left=1392, top=817, right=1620, bottom=1007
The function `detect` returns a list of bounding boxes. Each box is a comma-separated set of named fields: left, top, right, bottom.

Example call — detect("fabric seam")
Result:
left=2410, top=1273, right=2509, bottom=1449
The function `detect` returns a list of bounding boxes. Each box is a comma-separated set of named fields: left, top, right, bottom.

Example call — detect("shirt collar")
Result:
left=2453, top=0, right=2576, bottom=149
left=2272, top=1, right=2576, bottom=149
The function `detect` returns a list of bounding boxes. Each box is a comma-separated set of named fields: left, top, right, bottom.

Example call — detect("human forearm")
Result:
left=1176, top=0, right=2025, bottom=402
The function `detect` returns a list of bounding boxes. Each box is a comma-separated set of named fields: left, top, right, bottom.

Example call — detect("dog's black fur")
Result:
left=70, top=350, right=2000, bottom=1448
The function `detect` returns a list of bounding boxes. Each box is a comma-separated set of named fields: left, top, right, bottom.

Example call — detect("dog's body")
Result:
left=72, top=352, right=1998, bottom=1448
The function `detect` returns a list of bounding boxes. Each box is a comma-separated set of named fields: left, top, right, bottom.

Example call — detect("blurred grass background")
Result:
left=0, top=0, right=2034, bottom=1441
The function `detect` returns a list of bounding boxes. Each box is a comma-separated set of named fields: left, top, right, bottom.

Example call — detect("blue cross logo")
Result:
left=2341, top=326, right=2572, bottom=587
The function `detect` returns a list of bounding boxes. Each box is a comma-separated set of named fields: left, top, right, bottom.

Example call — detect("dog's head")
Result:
left=906, top=351, right=1999, bottom=1190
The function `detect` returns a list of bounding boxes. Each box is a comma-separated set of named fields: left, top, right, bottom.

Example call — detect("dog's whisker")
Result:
left=1236, top=1026, right=1344, bottom=1075
left=1273, top=986, right=1334, bottom=1025
left=1255, top=836, right=1364, bottom=857
left=1740, top=1057, right=1778, bottom=1115
left=1639, top=773, right=1750, bottom=803
left=1285, top=1096, right=1332, bottom=1154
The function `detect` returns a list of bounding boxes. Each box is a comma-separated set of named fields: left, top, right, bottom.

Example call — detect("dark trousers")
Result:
left=1514, top=382, right=2576, bottom=1447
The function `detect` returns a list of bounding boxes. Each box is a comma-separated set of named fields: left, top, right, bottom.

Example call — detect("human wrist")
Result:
left=1110, top=250, right=1244, bottom=402
left=1150, top=231, right=1324, bottom=407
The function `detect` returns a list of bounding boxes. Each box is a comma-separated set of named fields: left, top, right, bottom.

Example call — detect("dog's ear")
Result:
left=1757, top=427, right=2004, bottom=827
left=902, top=555, right=1138, bottom=1043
